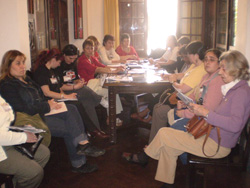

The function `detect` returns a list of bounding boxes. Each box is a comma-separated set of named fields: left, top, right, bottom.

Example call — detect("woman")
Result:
left=125, top=50, right=250, bottom=188
left=55, top=44, right=109, bottom=138
left=0, top=96, right=50, bottom=188
left=78, top=39, right=124, bottom=125
left=149, top=35, right=178, bottom=67
left=115, top=33, right=139, bottom=60
left=0, top=50, right=104, bottom=174
left=87, top=35, right=101, bottom=60
left=98, top=34, right=126, bottom=65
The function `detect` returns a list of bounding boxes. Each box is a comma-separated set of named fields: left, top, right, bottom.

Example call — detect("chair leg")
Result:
left=188, top=164, right=196, bottom=188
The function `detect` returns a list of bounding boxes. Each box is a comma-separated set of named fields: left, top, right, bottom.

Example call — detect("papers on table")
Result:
left=45, top=102, right=68, bottom=116
left=106, top=76, right=133, bottom=82
left=128, top=69, right=146, bottom=74
left=173, top=85, right=194, bottom=105
left=9, top=126, right=46, bottom=133
left=107, top=64, right=122, bottom=67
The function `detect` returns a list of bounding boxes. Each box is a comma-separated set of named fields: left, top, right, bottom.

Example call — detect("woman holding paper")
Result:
left=0, top=50, right=105, bottom=174
left=0, top=95, right=50, bottom=188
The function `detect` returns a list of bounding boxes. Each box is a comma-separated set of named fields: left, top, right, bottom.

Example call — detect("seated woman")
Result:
left=115, top=33, right=139, bottom=60
left=124, top=50, right=250, bottom=188
left=78, top=39, right=125, bottom=125
left=0, top=95, right=50, bottom=188
left=98, top=34, right=126, bottom=65
left=55, top=44, right=109, bottom=138
left=87, top=35, right=101, bottom=60
left=0, top=50, right=104, bottom=174
left=149, top=35, right=178, bottom=67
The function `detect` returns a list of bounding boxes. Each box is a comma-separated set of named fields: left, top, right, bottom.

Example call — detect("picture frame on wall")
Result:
left=73, top=0, right=83, bottom=39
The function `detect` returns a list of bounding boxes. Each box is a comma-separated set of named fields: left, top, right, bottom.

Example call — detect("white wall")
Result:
left=67, top=0, right=104, bottom=53
left=0, top=0, right=31, bottom=69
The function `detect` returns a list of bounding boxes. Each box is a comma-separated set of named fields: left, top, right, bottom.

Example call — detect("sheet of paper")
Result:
left=45, top=102, right=68, bottom=116
left=106, top=76, right=133, bottom=82
left=172, top=85, right=194, bottom=105
left=9, top=126, right=46, bottom=133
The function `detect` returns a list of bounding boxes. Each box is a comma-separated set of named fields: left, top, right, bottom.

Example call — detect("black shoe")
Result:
left=122, top=151, right=149, bottom=167
left=76, top=143, right=105, bottom=157
left=72, top=163, right=98, bottom=173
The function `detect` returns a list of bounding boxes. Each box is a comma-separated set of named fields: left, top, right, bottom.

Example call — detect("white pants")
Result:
left=87, top=78, right=123, bottom=114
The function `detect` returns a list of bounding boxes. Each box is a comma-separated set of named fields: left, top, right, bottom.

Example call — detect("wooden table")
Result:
left=104, top=72, right=171, bottom=143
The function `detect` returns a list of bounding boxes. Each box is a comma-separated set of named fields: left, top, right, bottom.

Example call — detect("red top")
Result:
left=77, top=54, right=105, bottom=83
left=94, top=51, right=100, bottom=60
left=115, top=45, right=139, bottom=59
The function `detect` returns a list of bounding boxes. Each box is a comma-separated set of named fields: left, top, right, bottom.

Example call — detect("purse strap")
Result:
left=202, top=126, right=221, bottom=157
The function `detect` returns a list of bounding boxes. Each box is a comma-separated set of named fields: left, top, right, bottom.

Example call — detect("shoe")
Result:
left=76, top=143, right=105, bottom=157
left=100, top=97, right=109, bottom=108
left=90, top=130, right=110, bottom=139
left=72, top=162, right=98, bottom=173
left=122, top=152, right=148, bottom=167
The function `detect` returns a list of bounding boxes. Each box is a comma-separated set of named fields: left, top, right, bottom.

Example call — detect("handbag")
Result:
left=157, top=87, right=177, bottom=109
left=14, top=134, right=44, bottom=159
left=186, top=115, right=221, bottom=157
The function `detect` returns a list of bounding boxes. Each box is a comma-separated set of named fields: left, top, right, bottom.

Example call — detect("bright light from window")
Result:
left=147, top=0, right=178, bottom=55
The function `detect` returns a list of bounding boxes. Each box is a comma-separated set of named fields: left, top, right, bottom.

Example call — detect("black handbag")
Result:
left=14, top=134, right=44, bottom=159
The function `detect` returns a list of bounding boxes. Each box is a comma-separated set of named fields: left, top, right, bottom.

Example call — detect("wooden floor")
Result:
left=40, top=122, right=250, bottom=188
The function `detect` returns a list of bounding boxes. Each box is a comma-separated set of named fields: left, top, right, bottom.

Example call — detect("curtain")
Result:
left=104, top=0, right=120, bottom=48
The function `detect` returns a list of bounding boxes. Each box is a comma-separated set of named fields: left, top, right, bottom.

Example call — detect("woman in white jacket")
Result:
left=0, top=96, right=50, bottom=188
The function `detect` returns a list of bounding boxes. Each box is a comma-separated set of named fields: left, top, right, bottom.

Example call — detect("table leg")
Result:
left=108, top=86, right=117, bottom=144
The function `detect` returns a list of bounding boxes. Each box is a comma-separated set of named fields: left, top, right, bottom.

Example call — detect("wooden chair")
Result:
left=0, top=174, right=14, bottom=188
left=187, top=118, right=250, bottom=188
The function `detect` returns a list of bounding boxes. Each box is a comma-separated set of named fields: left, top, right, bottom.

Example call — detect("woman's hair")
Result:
left=82, top=39, right=94, bottom=49
left=205, top=48, right=222, bottom=60
left=120, top=33, right=130, bottom=43
left=185, top=41, right=206, bottom=60
left=62, top=44, right=78, bottom=56
left=177, top=36, right=190, bottom=46
left=33, top=48, right=63, bottom=71
left=0, top=50, right=26, bottom=80
left=179, top=45, right=187, bottom=55
left=87, top=35, right=100, bottom=46
left=167, top=35, right=178, bottom=47
left=102, top=34, right=115, bottom=46
left=219, top=50, right=250, bottom=80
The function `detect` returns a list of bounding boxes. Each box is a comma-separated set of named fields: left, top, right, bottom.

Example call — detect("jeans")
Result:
left=171, top=118, right=190, bottom=164
left=45, top=104, right=88, bottom=168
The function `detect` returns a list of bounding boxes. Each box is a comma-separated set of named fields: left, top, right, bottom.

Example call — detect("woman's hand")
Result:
left=65, top=93, right=77, bottom=99
left=74, top=79, right=85, bottom=89
left=177, top=100, right=186, bottom=109
left=48, top=99, right=62, bottom=110
left=148, top=58, right=155, bottom=64
left=168, top=74, right=177, bottom=83
left=25, top=132, right=38, bottom=143
left=188, top=103, right=209, bottom=117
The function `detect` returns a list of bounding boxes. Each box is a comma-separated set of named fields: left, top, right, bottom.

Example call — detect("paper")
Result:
left=128, top=69, right=146, bottom=74
left=173, top=85, right=194, bottom=105
left=106, top=76, right=133, bottom=82
left=45, top=102, right=68, bottom=116
left=56, top=98, right=78, bottom=102
left=9, top=126, right=46, bottom=133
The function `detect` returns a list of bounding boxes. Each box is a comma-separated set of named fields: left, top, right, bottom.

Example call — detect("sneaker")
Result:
left=72, top=163, right=98, bottom=173
left=100, top=97, right=109, bottom=108
left=76, top=143, right=105, bottom=157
